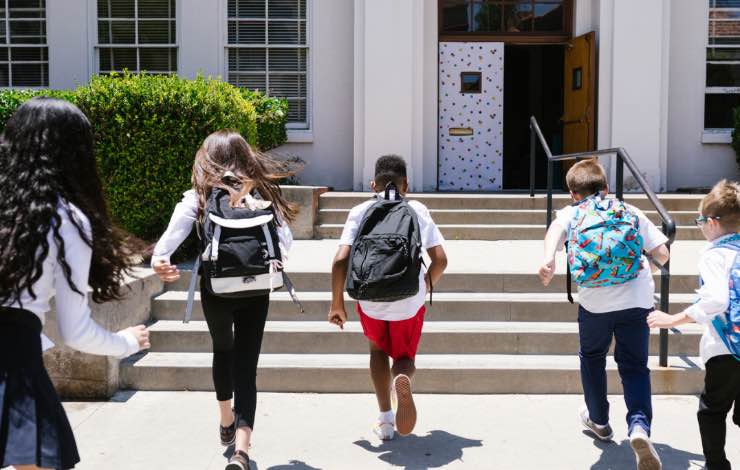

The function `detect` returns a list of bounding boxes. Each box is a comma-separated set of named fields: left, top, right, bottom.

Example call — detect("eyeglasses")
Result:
left=695, top=215, right=721, bottom=227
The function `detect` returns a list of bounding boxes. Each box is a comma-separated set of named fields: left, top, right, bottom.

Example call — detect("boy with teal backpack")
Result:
left=539, top=159, right=670, bottom=470
left=648, top=180, right=740, bottom=470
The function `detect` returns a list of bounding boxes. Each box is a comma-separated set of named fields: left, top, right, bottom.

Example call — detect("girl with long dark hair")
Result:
left=0, top=98, right=150, bottom=470
left=152, top=130, right=297, bottom=469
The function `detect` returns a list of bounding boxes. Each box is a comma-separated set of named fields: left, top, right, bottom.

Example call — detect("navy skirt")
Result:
left=0, top=307, right=80, bottom=469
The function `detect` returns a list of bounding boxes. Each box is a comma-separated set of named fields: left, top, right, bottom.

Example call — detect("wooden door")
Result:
left=562, top=31, right=596, bottom=170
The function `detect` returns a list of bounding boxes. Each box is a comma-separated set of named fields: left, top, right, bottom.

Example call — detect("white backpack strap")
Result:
left=184, top=256, right=201, bottom=324
left=210, top=225, right=222, bottom=261
left=261, top=223, right=277, bottom=259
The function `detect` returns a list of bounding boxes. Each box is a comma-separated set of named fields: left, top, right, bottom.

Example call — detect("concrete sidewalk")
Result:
left=64, top=392, right=735, bottom=470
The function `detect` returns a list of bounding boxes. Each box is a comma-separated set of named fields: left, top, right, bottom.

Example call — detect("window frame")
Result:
left=223, top=0, right=312, bottom=131
left=91, top=0, right=181, bottom=75
left=704, top=1, right=740, bottom=133
left=438, top=0, right=574, bottom=43
left=0, top=0, right=49, bottom=89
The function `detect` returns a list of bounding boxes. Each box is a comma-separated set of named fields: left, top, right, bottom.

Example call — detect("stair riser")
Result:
left=317, top=225, right=702, bottom=241
left=319, top=210, right=698, bottom=226
left=152, top=298, right=693, bottom=322
left=121, top=366, right=704, bottom=394
left=319, top=196, right=702, bottom=212
left=165, top=273, right=699, bottom=295
left=147, top=329, right=701, bottom=355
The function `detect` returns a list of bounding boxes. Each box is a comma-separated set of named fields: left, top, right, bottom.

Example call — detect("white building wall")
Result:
left=276, top=0, right=354, bottom=190
left=667, top=0, right=739, bottom=190
left=47, top=0, right=91, bottom=89
left=179, top=0, right=223, bottom=79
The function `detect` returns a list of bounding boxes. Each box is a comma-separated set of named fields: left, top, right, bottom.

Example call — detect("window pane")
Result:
left=139, top=20, right=174, bottom=44
left=138, top=0, right=174, bottom=18
left=476, top=3, right=503, bottom=32
left=268, top=73, right=305, bottom=97
left=110, top=21, right=136, bottom=43
left=9, top=20, right=45, bottom=44
left=0, top=63, right=8, bottom=86
left=287, top=98, right=306, bottom=123
left=228, top=20, right=266, bottom=44
left=705, top=93, right=740, bottom=128
left=229, top=73, right=267, bottom=91
left=10, top=46, right=44, bottom=61
left=708, top=47, right=740, bottom=60
left=229, top=0, right=266, bottom=18
left=534, top=2, right=564, bottom=32
left=140, top=47, right=175, bottom=71
left=110, top=0, right=135, bottom=18
left=98, top=20, right=111, bottom=43
left=267, top=20, right=303, bottom=45
left=710, top=0, right=740, bottom=7
left=442, top=0, right=471, bottom=32
left=97, top=0, right=110, bottom=18
left=99, top=47, right=137, bottom=71
left=269, top=48, right=306, bottom=72
left=268, top=0, right=304, bottom=19
left=229, top=48, right=266, bottom=72
left=707, top=62, right=740, bottom=86
left=11, top=62, right=46, bottom=86
left=504, top=2, right=533, bottom=33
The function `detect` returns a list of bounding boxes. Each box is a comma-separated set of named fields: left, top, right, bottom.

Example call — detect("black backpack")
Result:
left=345, top=184, right=427, bottom=302
left=183, top=188, right=303, bottom=322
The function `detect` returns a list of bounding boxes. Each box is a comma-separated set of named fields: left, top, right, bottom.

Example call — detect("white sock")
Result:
left=630, top=425, right=649, bottom=438
left=379, top=410, right=394, bottom=424
left=593, top=421, right=608, bottom=430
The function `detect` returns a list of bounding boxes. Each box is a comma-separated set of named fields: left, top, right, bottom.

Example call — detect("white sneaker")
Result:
left=373, top=421, right=395, bottom=441
left=630, top=426, right=662, bottom=470
left=579, top=405, right=614, bottom=441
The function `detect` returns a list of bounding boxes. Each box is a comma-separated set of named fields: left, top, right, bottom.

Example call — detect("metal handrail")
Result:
left=529, top=116, right=677, bottom=367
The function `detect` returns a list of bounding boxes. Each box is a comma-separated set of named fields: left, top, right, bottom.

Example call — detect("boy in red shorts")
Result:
left=329, top=155, right=447, bottom=440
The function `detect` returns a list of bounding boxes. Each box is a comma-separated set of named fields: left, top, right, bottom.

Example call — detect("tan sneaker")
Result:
left=630, top=426, right=662, bottom=470
left=393, top=374, right=417, bottom=436
left=579, top=406, right=614, bottom=441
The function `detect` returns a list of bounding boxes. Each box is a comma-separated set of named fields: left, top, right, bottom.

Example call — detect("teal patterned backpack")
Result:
left=709, top=235, right=740, bottom=360
left=567, top=194, right=644, bottom=294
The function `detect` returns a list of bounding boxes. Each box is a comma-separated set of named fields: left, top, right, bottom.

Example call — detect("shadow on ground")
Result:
left=354, top=430, right=483, bottom=470
left=590, top=437, right=705, bottom=470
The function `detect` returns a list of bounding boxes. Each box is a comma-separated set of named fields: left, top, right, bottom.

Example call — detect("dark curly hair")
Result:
left=0, top=97, right=134, bottom=305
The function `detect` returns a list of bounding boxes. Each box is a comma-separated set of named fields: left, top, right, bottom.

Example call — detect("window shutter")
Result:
left=0, top=0, right=47, bottom=87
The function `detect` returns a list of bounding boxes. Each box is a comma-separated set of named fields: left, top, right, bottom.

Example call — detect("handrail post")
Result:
left=530, top=123, right=536, bottom=197
left=659, top=222, right=671, bottom=368
left=616, top=151, right=624, bottom=201
left=546, top=160, right=553, bottom=228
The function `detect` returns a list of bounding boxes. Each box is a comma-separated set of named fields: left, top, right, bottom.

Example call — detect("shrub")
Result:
left=0, top=89, right=77, bottom=129
left=74, top=73, right=258, bottom=241
left=239, top=89, right=288, bottom=151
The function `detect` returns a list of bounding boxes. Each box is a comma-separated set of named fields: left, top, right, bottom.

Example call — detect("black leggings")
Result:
left=200, top=286, right=270, bottom=430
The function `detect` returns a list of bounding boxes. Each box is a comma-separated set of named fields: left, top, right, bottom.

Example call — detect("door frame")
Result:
left=436, top=1, right=578, bottom=191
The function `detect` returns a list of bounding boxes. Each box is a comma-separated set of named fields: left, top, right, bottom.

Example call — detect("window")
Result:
left=96, top=0, right=177, bottom=74
left=0, top=0, right=48, bottom=87
left=440, top=0, right=569, bottom=36
left=226, top=0, right=309, bottom=128
left=706, top=0, right=740, bottom=130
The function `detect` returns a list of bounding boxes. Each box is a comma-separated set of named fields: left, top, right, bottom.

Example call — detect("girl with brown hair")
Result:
left=151, top=130, right=297, bottom=470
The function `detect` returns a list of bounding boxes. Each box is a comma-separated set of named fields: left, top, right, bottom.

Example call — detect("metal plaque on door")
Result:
left=438, top=42, right=504, bottom=191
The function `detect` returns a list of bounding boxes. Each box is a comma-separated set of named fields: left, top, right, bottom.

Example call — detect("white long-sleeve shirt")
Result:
left=686, top=233, right=739, bottom=364
left=151, top=189, right=293, bottom=267
left=2, top=200, right=140, bottom=358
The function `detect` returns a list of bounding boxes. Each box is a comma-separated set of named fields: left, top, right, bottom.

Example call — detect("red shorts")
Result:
left=356, top=304, right=426, bottom=361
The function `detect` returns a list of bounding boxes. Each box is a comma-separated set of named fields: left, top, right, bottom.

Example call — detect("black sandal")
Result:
left=225, top=450, right=250, bottom=470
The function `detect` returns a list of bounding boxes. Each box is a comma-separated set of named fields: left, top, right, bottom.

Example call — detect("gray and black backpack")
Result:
left=184, top=188, right=303, bottom=322
left=345, top=184, right=429, bottom=303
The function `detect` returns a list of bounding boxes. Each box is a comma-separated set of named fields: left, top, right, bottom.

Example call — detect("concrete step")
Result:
left=152, top=291, right=696, bottom=322
left=121, top=353, right=705, bottom=394
left=316, top=224, right=701, bottom=241
left=146, top=320, right=703, bottom=355
left=164, top=271, right=700, bottom=295
left=319, top=193, right=704, bottom=212
left=318, top=208, right=699, bottom=226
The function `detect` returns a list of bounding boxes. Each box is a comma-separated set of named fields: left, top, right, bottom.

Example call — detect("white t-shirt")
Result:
left=339, top=197, right=445, bottom=321
left=685, top=234, right=739, bottom=364
left=553, top=202, right=669, bottom=314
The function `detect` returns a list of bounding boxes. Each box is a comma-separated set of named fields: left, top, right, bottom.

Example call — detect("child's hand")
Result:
left=328, top=307, right=348, bottom=330
left=153, top=260, right=180, bottom=282
left=647, top=310, right=676, bottom=329
left=538, top=259, right=556, bottom=286
left=124, top=325, right=151, bottom=350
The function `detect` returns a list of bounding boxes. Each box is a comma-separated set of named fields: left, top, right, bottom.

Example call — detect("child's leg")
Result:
left=369, top=341, right=393, bottom=412
left=232, top=295, right=270, bottom=453
left=201, top=289, right=237, bottom=427
left=578, top=306, right=614, bottom=426
left=613, top=307, right=652, bottom=435
left=698, top=356, right=740, bottom=470
left=392, top=358, right=416, bottom=379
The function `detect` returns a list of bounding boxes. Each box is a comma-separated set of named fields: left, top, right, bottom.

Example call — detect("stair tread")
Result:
left=125, top=352, right=704, bottom=370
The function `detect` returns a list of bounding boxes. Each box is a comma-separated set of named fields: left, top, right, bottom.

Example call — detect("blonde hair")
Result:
left=700, top=179, right=740, bottom=232
left=565, top=158, right=608, bottom=197
left=191, top=130, right=299, bottom=225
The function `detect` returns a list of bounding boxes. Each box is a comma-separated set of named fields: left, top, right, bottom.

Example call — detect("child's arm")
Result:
left=539, top=223, right=567, bottom=286
left=425, top=245, right=448, bottom=290
left=328, top=246, right=351, bottom=330
left=648, top=250, right=729, bottom=329
left=152, top=190, right=198, bottom=282
left=647, top=244, right=670, bottom=268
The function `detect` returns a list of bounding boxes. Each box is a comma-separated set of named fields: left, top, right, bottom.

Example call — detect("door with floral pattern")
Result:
left=438, top=42, right=504, bottom=191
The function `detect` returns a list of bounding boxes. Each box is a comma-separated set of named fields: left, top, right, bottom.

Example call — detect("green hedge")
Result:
left=0, top=73, right=289, bottom=244
left=239, top=89, right=288, bottom=151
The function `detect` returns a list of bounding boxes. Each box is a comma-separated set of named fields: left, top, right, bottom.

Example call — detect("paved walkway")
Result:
left=64, top=392, right=736, bottom=469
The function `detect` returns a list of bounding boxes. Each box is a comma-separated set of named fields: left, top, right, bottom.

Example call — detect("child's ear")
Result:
left=370, top=180, right=377, bottom=192
left=402, top=178, right=409, bottom=193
